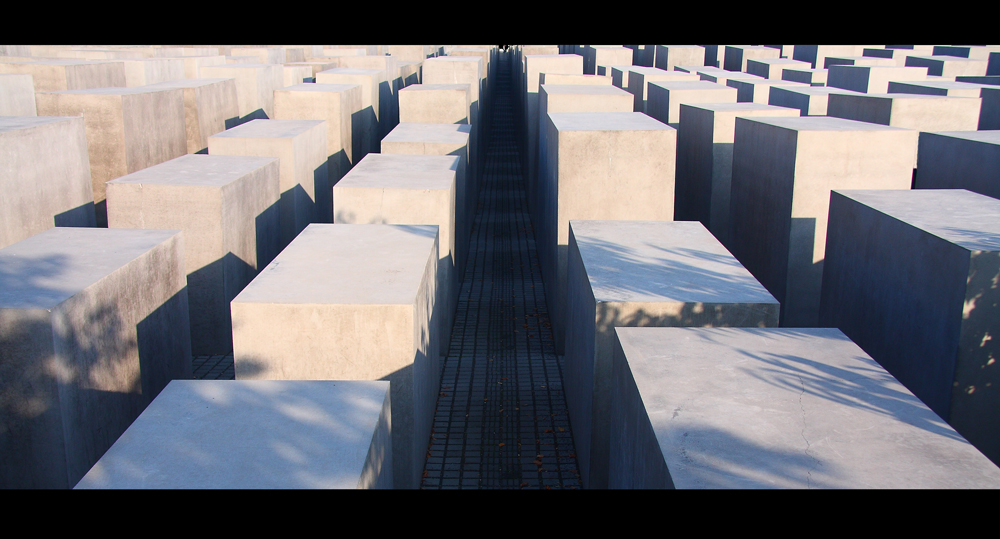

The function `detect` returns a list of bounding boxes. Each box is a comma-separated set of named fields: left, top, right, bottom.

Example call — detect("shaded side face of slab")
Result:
left=915, top=131, right=1000, bottom=199
left=609, top=327, right=1000, bottom=489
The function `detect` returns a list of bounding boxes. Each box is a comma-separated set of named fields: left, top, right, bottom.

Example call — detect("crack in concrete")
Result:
left=796, top=374, right=819, bottom=489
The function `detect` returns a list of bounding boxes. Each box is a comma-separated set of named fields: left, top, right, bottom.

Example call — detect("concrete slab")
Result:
left=729, top=116, right=916, bottom=327
left=540, top=112, right=676, bottom=354
left=827, top=65, right=929, bottom=94
left=281, top=64, right=314, bottom=87
left=907, top=55, right=989, bottom=77
left=824, top=55, right=897, bottom=68
left=106, top=154, right=280, bottom=355
left=625, top=67, right=700, bottom=113
left=726, top=77, right=808, bottom=104
left=540, top=73, right=611, bottom=86
left=781, top=67, right=828, bottom=86
left=0, top=73, right=35, bottom=115
left=274, top=83, right=362, bottom=194
left=827, top=92, right=981, bottom=134
left=887, top=80, right=1000, bottom=130
left=565, top=220, right=779, bottom=489
left=746, top=57, right=812, bottom=80
left=820, top=189, right=1000, bottom=466
left=398, top=84, right=471, bottom=124
left=914, top=131, right=1000, bottom=199
left=207, top=119, right=328, bottom=245
left=230, top=223, right=439, bottom=490
left=75, top=380, right=391, bottom=489
left=0, top=227, right=191, bottom=488
left=646, top=80, right=737, bottom=126
left=315, top=67, right=386, bottom=154
left=35, top=86, right=187, bottom=227
left=198, top=63, right=283, bottom=122
left=654, top=46, right=705, bottom=72
left=229, top=47, right=285, bottom=65
left=144, top=78, right=240, bottom=154
left=523, top=54, right=584, bottom=197
left=119, top=58, right=186, bottom=87
left=334, top=154, right=459, bottom=357
left=674, top=103, right=799, bottom=248
left=163, top=55, right=226, bottom=79
left=793, top=45, right=865, bottom=70
left=723, top=45, right=780, bottom=72
left=767, top=85, right=863, bottom=116
left=0, top=116, right=95, bottom=249
left=337, top=55, right=402, bottom=132
left=609, top=327, right=1000, bottom=488
left=0, top=59, right=127, bottom=91
left=584, top=46, right=632, bottom=76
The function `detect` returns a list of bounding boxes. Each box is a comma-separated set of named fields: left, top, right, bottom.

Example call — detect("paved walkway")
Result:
left=193, top=50, right=581, bottom=489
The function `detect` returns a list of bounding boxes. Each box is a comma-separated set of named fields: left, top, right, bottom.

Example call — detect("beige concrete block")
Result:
left=654, top=45, right=705, bottom=72
left=746, top=57, right=812, bottom=79
left=198, top=63, right=283, bottom=121
left=315, top=68, right=386, bottom=152
left=0, top=73, right=35, bottom=115
left=724, top=45, right=780, bottom=72
left=646, top=80, right=738, bottom=125
left=828, top=65, right=929, bottom=94
left=828, top=92, right=982, bottom=134
left=0, top=59, right=126, bottom=92
left=229, top=47, right=285, bottom=65
left=144, top=78, right=240, bottom=154
left=119, top=58, right=186, bottom=87
left=625, top=67, right=700, bottom=112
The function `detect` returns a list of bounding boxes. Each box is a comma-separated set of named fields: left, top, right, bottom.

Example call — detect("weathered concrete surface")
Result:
left=654, top=46, right=705, bottom=72
left=820, top=189, right=1000, bottom=466
left=767, top=85, right=862, bottom=116
left=726, top=77, right=808, bottom=104
left=315, top=67, right=386, bottom=154
left=824, top=55, right=896, bottom=68
left=198, top=63, right=283, bottom=122
left=166, top=55, right=226, bottom=79
left=781, top=67, right=828, bottom=86
left=609, top=327, right=1000, bottom=488
left=584, top=46, right=632, bottom=76
left=107, top=154, right=280, bottom=355
left=674, top=103, right=799, bottom=248
left=119, top=58, right=185, bottom=87
left=337, top=55, right=402, bottom=132
left=887, top=80, right=1000, bottom=129
left=729, top=116, right=916, bottom=327
left=522, top=54, right=583, bottom=197
left=793, top=45, right=866, bottom=70
left=0, top=59, right=127, bottom=91
left=274, top=83, right=362, bottom=192
left=914, top=131, right=1000, bottom=200
left=646, top=80, right=737, bottom=125
left=231, top=223, right=439, bottom=490
left=565, top=220, right=779, bottom=489
left=540, top=112, right=676, bottom=354
left=0, top=227, right=191, bottom=489
left=35, top=86, right=187, bottom=227
left=724, top=45, right=780, bottom=72
left=76, top=380, right=392, bottom=489
left=144, top=78, right=240, bottom=154
left=906, top=55, right=989, bottom=77
left=207, top=119, right=328, bottom=245
left=334, top=154, right=459, bottom=357
left=0, top=73, right=36, bottom=115
left=229, top=47, right=285, bottom=65
left=827, top=65, right=929, bottom=94
left=0, top=116, right=95, bottom=249
left=827, top=92, right=981, bottom=133
left=746, top=57, right=812, bottom=80
left=399, top=84, right=471, bottom=124
left=625, top=67, right=700, bottom=113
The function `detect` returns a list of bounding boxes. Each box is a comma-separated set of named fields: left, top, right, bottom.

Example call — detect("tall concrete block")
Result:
left=540, top=112, right=676, bottom=354
left=540, top=73, right=611, bottom=86
left=207, top=119, right=328, bottom=244
left=422, top=57, right=482, bottom=165
left=0, top=73, right=35, bottom=115
left=106, top=154, right=280, bottom=355
left=274, top=83, right=362, bottom=191
left=827, top=64, right=929, bottom=94
left=609, top=327, right=1000, bottom=488
left=0, top=59, right=126, bottom=91
left=198, top=63, right=283, bottom=122
left=0, top=228, right=192, bottom=488
left=674, top=103, right=799, bottom=247
left=745, top=57, right=812, bottom=80
left=565, top=221, right=779, bottom=489
left=229, top=47, right=285, bottom=65
left=398, top=84, right=471, bottom=124
left=583, top=46, right=632, bottom=76
left=723, top=45, right=780, bottom=72
left=827, top=92, right=981, bottom=133
left=654, top=45, right=705, bottom=72
left=167, top=55, right=226, bottom=79
left=35, top=86, right=187, bottom=227
left=625, top=67, right=700, bottom=113
left=820, top=189, right=1000, bottom=466
left=906, top=55, right=989, bottom=77
left=315, top=68, right=386, bottom=154
left=334, top=154, right=459, bottom=357
left=75, top=380, right=392, bottom=489
left=888, top=80, right=1000, bottom=129
left=119, top=58, right=186, bottom=87
left=729, top=116, right=916, bottom=327
left=767, top=85, right=861, bottom=116
left=0, top=116, right=95, bottom=249
left=824, top=55, right=896, bottom=68
left=231, top=224, right=439, bottom=490
left=523, top=54, right=584, bottom=194
left=914, top=131, right=1000, bottom=199
left=781, top=67, right=828, bottom=86
left=281, top=64, right=314, bottom=87
left=793, top=45, right=865, bottom=70
left=144, top=78, right=240, bottom=154
left=337, top=55, right=402, bottom=132
left=645, top=80, right=737, bottom=125
left=726, top=77, right=808, bottom=104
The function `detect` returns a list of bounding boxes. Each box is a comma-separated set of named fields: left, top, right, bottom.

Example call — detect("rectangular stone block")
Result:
left=0, top=116, right=95, bottom=249
left=274, top=83, right=363, bottom=192
left=539, top=73, right=611, bottom=86
left=767, top=85, right=862, bottom=116
left=315, top=67, right=386, bottom=154
left=827, top=92, right=981, bottom=133
left=625, top=67, right=700, bottom=113
left=0, top=228, right=192, bottom=488
left=887, top=80, right=1000, bottom=129
left=119, top=58, right=185, bottom=87
left=231, top=223, right=438, bottom=490
left=674, top=103, right=799, bottom=247
left=914, top=131, right=1000, bottom=199
left=654, top=45, right=705, bottom=72
left=906, top=55, right=989, bottom=77
left=820, top=189, right=1000, bottom=466
left=793, top=45, right=866, bottom=70
left=0, top=73, right=35, bottom=115
left=565, top=220, right=779, bottom=489
left=198, top=63, right=283, bottom=122
left=540, top=112, right=676, bottom=354
left=726, top=77, right=807, bottom=104
left=696, top=69, right=764, bottom=87
left=337, top=55, right=402, bottom=132
left=334, top=154, right=459, bottom=357
left=746, top=57, right=812, bottom=80
left=106, top=154, right=280, bottom=355
left=729, top=116, right=916, bottom=327
left=827, top=64, right=928, bottom=93
left=35, top=86, right=187, bottom=227
left=824, top=55, right=897, bottom=68
left=208, top=119, right=328, bottom=245
left=0, top=59, right=127, bottom=91
left=282, top=64, right=314, bottom=87
left=583, top=46, right=631, bottom=76
left=523, top=54, right=584, bottom=196
left=781, top=67, right=828, bottom=86
left=144, top=78, right=240, bottom=154
left=167, top=55, right=226, bottom=78
left=75, top=380, right=392, bottom=489
left=398, top=84, right=471, bottom=124
left=229, top=47, right=285, bottom=65
left=724, top=45, right=780, bottom=72
left=609, top=327, right=1000, bottom=488
left=646, top=80, right=737, bottom=126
